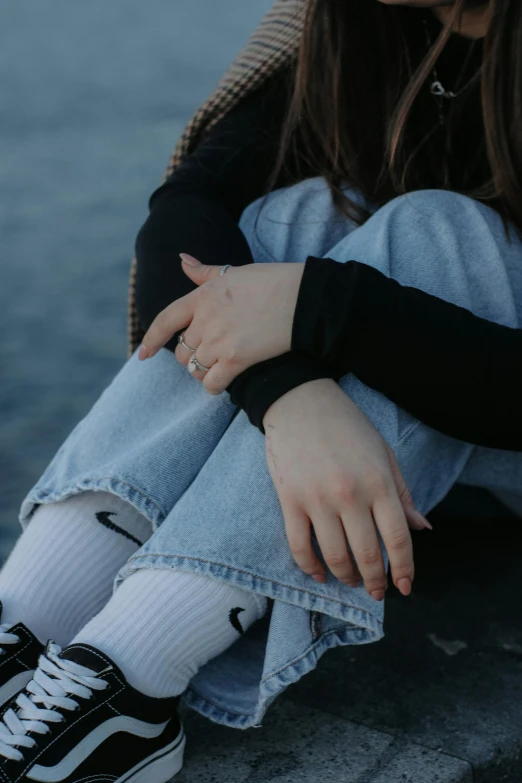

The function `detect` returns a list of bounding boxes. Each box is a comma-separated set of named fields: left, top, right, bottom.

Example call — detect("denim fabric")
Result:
left=19, top=178, right=522, bottom=729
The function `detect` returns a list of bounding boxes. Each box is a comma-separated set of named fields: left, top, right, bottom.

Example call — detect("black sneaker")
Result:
left=0, top=602, right=43, bottom=708
left=0, top=642, right=185, bottom=783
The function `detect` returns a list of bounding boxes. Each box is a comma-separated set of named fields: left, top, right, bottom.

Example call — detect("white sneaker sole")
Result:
left=116, top=725, right=186, bottom=783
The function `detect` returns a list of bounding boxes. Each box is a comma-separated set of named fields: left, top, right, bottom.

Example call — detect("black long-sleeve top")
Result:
left=135, top=24, right=522, bottom=452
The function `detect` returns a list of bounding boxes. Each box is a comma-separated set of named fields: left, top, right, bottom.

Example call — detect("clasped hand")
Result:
left=139, top=253, right=304, bottom=393
left=139, top=254, right=431, bottom=600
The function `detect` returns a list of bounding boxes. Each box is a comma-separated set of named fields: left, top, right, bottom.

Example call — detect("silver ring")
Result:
left=220, top=264, right=232, bottom=276
left=178, top=332, right=196, bottom=352
left=188, top=353, right=210, bottom=374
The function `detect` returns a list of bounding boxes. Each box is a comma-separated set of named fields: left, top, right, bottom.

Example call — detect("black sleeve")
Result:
left=134, top=66, right=336, bottom=405
left=290, top=256, right=522, bottom=451
left=134, top=68, right=293, bottom=334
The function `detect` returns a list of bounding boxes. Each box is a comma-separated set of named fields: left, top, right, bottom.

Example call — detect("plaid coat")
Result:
left=127, top=0, right=306, bottom=356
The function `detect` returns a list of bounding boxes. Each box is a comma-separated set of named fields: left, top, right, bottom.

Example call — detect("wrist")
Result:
left=263, top=378, right=338, bottom=430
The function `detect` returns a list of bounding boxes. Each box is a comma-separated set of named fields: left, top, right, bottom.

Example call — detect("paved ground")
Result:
left=1, top=3, right=521, bottom=781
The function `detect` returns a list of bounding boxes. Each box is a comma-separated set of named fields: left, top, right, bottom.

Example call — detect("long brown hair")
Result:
left=263, top=0, right=522, bottom=231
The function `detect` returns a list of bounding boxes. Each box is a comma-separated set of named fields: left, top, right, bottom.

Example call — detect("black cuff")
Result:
left=227, top=352, right=339, bottom=433
left=292, top=256, right=359, bottom=373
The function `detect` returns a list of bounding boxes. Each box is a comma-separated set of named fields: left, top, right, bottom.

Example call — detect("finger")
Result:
left=312, top=511, right=361, bottom=587
left=180, top=254, right=224, bottom=286
left=202, top=360, right=237, bottom=395
left=372, top=491, right=414, bottom=597
left=174, top=321, right=204, bottom=367
left=283, top=507, right=327, bottom=583
left=340, top=509, right=387, bottom=600
left=178, top=349, right=216, bottom=383
left=175, top=344, right=200, bottom=371
left=386, top=446, right=432, bottom=531
left=190, top=367, right=214, bottom=383
left=140, top=293, right=197, bottom=359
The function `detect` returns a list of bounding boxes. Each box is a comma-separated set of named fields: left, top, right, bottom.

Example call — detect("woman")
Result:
left=0, top=0, right=520, bottom=780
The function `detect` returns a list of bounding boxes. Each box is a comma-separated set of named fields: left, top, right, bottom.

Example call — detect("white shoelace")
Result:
left=0, top=624, right=21, bottom=656
left=0, top=643, right=110, bottom=762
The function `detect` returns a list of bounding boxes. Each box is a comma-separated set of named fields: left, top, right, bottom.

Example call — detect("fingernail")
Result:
left=370, top=590, right=385, bottom=602
left=397, top=577, right=412, bottom=596
left=311, top=573, right=327, bottom=583
left=179, top=253, right=200, bottom=266
left=414, top=511, right=433, bottom=530
left=138, top=344, right=149, bottom=360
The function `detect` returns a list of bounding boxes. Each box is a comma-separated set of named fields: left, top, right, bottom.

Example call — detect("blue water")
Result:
left=0, top=1, right=271, bottom=560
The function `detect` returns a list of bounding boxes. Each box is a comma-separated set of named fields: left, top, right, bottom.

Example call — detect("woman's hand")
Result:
left=139, top=254, right=305, bottom=394
left=263, top=379, right=431, bottom=600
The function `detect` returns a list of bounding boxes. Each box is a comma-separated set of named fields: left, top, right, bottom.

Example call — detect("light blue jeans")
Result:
left=19, top=178, right=522, bottom=728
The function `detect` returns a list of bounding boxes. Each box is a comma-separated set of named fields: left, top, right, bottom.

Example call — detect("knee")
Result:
left=238, top=176, right=353, bottom=264
left=382, top=189, right=482, bottom=237
left=333, top=187, right=507, bottom=303
left=364, top=188, right=502, bottom=281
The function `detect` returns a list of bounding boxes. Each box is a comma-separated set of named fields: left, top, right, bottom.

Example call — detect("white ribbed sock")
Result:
left=73, top=568, right=268, bottom=698
left=0, top=492, right=152, bottom=646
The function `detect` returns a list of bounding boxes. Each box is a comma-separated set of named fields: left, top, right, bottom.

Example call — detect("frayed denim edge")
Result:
left=116, top=555, right=385, bottom=621
left=116, top=557, right=383, bottom=730
left=184, top=621, right=382, bottom=730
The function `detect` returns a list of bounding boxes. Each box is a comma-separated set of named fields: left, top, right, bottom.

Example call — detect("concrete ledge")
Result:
left=178, top=700, right=473, bottom=782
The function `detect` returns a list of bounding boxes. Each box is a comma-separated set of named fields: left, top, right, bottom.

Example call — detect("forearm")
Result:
left=232, top=255, right=522, bottom=450
left=292, top=257, right=522, bottom=450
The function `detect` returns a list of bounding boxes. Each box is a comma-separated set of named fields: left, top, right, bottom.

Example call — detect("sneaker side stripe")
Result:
left=26, top=717, right=169, bottom=783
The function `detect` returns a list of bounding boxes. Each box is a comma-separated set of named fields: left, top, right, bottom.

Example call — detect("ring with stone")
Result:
left=178, top=332, right=196, bottom=352
left=188, top=353, right=210, bottom=374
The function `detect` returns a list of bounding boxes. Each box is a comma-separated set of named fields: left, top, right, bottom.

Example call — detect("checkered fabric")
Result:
left=127, top=0, right=306, bottom=356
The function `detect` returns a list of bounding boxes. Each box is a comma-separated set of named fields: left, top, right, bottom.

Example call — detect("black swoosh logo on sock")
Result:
left=95, top=511, right=143, bottom=547
left=229, top=607, right=246, bottom=635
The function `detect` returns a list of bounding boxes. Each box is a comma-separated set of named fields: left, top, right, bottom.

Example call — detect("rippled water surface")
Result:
left=0, top=0, right=271, bottom=560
